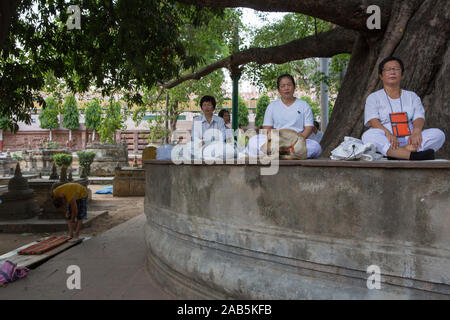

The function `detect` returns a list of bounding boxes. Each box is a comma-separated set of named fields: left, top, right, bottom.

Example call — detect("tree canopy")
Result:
left=62, top=94, right=79, bottom=131
left=1, top=0, right=448, bottom=156
left=169, top=0, right=449, bottom=157
left=38, top=96, right=59, bottom=130
left=0, top=0, right=223, bottom=131
left=84, top=98, right=102, bottom=132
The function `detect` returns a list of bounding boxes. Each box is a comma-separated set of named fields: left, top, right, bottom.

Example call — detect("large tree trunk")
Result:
left=169, top=102, right=180, bottom=138
left=322, top=0, right=449, bottom=158
left=0, top=1, right=19, bottom=54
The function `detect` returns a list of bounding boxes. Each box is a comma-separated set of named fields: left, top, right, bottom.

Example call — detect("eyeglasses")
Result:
left=383, top=67, right=402, bottom=73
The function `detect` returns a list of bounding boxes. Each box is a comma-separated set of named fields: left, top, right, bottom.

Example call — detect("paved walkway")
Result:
left=0, top=214, right=173, bottom=299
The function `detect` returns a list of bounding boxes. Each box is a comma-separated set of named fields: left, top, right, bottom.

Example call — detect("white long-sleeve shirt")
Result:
left=190, top=114, right=227, bottom=145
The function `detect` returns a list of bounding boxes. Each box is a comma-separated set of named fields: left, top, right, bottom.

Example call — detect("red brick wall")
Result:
left=2, top=129, right=100, bottom=151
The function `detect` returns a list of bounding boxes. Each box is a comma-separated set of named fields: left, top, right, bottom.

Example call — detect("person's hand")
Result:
left=65, top=211, right=70, bottom=219
left=408, top=131, right=422, bottom=150
left=385, top=131, right=399, bottom=149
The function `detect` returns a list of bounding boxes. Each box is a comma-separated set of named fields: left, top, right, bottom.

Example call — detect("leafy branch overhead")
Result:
left=0, top=0, right=225, bottom=131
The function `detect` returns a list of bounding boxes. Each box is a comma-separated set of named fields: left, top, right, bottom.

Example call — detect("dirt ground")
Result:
left=0, top=184, right=144, bottom=255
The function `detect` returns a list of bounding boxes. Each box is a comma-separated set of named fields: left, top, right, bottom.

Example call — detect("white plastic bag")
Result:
left=330, top=137, right=382, bottom=161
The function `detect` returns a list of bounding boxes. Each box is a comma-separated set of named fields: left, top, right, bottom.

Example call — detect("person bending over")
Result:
left=52, top=182, right=88, bottom=240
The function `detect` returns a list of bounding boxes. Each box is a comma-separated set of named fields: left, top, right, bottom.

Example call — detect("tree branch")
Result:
left=163, top=28, right=357, bottom=89
left=174, top=0, right=392, bottom=32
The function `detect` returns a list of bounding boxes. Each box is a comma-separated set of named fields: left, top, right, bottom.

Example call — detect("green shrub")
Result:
left=76, top=151, right=96, bottom=176
left=43, top=141, right=60, bottom=149
left=255, top=95, right=270, bottom=128
left=12, top=154, right=23, bottom=161
left=53, top=153, right=73, bottom=167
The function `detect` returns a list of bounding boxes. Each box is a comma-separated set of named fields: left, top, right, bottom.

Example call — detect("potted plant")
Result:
left=53, top=153, right=73, bottom=182
left=76, top=151, right=96, bottom=178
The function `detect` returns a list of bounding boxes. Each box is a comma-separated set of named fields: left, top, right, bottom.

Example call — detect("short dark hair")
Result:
left=378, top=56, right=404, bottom=75
left=277, top=74, right=296, bottom=89
left=314, top=121, right=320, bottom=129
left=218, top=109, right=229, bottom=118
left=199, top=95, right=216, bottom=110
left=52, top=195, right=65, bottom=209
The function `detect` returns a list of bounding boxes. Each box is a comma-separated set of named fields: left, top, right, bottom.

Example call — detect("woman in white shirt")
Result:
left=250, top=74, right=321, bottom=159
left=362, top=56, right=445, bottom=160
left=190, top=95, right=227, bottom=146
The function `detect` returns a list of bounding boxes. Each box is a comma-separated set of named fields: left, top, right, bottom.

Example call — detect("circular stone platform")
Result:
left=144, top=159, right=450, bottom=299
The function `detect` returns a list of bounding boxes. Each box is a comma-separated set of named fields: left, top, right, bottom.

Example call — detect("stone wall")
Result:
left=113, top=167, right=145, bottom=197
left=2, top=129, right=100, bottom=151
left=144, top=160, right=450, bottom=299
left=87, top=143, right=129, bottom=177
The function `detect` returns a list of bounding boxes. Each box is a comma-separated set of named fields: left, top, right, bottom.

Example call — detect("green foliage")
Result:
left=62, top=94, right=79, bottom=130
left=53, top=153, right=73, bottom=167
left=246, top=14, right=331, bottom=92
left=132, top=9, right=234, bottom=141
left=238, top=96, right=249, bottom=127
left=244, top=14, right=350, bottom=110
left=1, top=0, right=224, bottom=131
left=43, top=141, right=60, bottom=149
left=98, top=100, right=125, bottom=144
left=39, top=96, right=60, bottom=130
left=255, top=95, right=271, bottom=128
left=12, top=153, right=23, bottom=161
left=146, top=115, right=171, bottom=144
left=76, top=151, right=96, bottom=176
left=85, top=99, right=102, bottom=130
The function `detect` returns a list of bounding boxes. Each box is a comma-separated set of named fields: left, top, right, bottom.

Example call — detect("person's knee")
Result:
left=424, top=128, right=446, bottom=147
left=362, top=128, right=384, bottom=143
left=434, top=128, right=446, bottom=143
left=307, top=140, right=322, bottom=158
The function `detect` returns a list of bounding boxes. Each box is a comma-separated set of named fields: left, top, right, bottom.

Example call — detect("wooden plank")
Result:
left=19, top=236, right=70, bottom=255
left=0, top=237, right=83, bottom=268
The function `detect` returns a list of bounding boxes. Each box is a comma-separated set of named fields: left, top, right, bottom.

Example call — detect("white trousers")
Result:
left=247, top=134, right=322, bottom=159
left=361, top=128, right=445, bottom=156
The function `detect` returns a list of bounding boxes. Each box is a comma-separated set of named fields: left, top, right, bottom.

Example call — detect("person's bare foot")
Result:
left=405, top=144, right=418, bottom=152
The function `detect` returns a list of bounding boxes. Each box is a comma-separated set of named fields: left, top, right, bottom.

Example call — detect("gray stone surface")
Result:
left=86, top=143, right=128, bottom=177
left=113, top=167, right=145, bottom=197
left=0, top=164, right=40, bottom=220
left=0, top=210, right=108, bottom=233
left=21, top=149, right=70, bottom=175
left=144, top=160, right=450, bottom=299
left=0, top=158, right=18, bottom=176
left=0, top=214, right=172, bottom=300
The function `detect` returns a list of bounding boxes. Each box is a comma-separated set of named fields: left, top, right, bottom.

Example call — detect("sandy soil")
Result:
left=0, top=184, right=144, bottom=255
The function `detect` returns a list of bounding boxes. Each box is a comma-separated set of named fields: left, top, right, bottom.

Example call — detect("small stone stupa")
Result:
left=49, top=163, right=59, bottom=180
left=0, top=163, right=40, bottom=220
